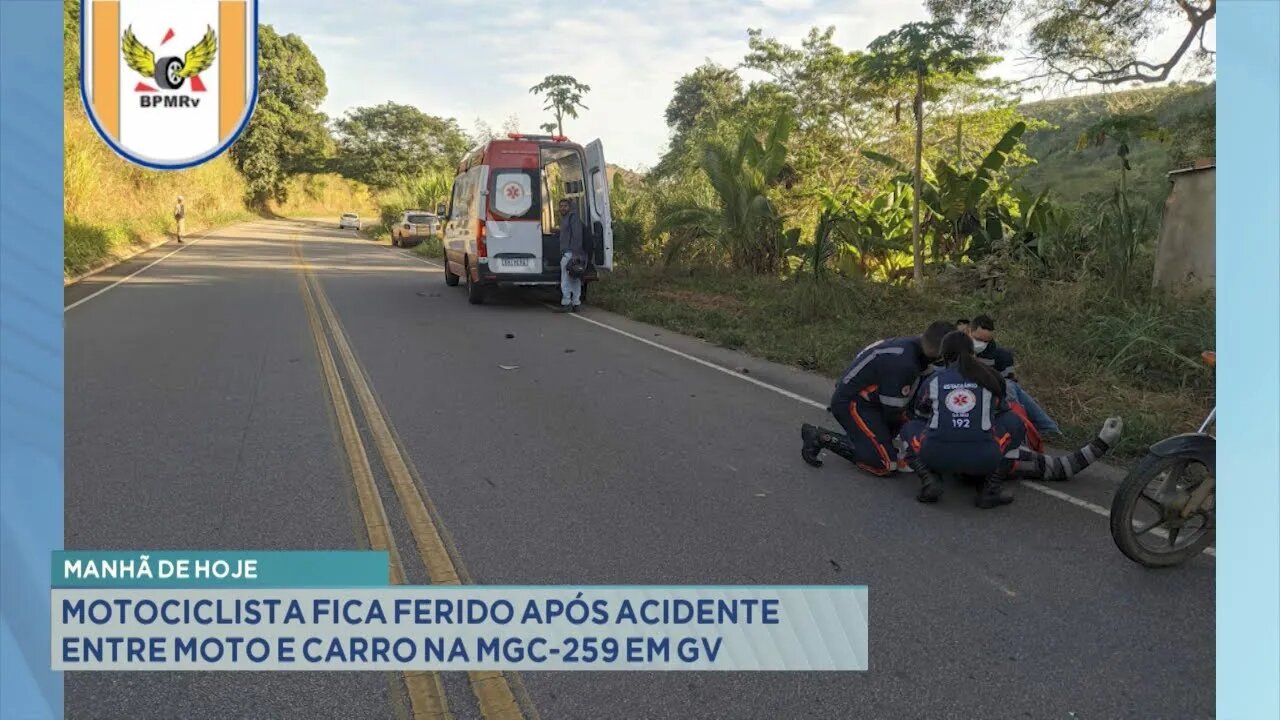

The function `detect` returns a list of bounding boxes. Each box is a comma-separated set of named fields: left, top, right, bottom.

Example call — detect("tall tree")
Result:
left=665, top=63, right=744, bottom=136
left=333, top=102, right=468, bottom=188
left=529, top=75, right=591, bottom=136
left=229, top=25, right=332, bottom=206
left=927, top=0, right=1216, bottom=86
left=653, top=63, right=746, bottom=180
left=743, top=27, right=878, bottom=192
left=858, top=21, right=998, bottom=287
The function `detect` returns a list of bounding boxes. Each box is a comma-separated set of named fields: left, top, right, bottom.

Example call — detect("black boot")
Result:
left=804, top=425, right=863, bottom=466
left=976, top=464, right=1015, bottom=508
left=800, top=424, right=823, bottom=467
left=910, top=458, right=944, bottom=503
left=819, top=429, right=861, bottom=464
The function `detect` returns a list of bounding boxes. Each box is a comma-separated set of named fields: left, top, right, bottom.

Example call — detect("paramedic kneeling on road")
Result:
left=801, top=320, right=953, bottom=476
left=556, top=198, right=586, bottom=312
left=900, top=331, right=1028, bottom=507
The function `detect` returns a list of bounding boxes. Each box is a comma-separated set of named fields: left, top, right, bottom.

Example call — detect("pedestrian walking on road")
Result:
left=174, top=196, right=186, bottom=244
left=556, top=198, right=586, bottom=312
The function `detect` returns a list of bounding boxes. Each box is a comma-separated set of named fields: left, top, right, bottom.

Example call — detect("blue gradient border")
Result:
left=1217, top=3, right=1280, bottom=718
left=0, top=0, right=64, bottom=718
left=0, top=1, right=1277, bottom=718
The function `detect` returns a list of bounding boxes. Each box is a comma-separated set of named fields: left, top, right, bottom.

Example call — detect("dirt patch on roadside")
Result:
left=652, top=289, right=743, bottom=312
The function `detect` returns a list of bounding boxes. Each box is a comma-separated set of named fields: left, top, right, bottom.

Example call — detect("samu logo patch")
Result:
left=80, top=0, right=259, bottom=169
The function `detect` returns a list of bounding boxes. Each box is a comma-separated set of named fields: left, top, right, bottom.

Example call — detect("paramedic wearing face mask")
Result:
left=967, top=315, right=1061, bottom=436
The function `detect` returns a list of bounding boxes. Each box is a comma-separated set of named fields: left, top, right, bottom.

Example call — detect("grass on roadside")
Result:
left=591, top=266, right=1215, bottom=462
left=65, top=100, right=377, bottom=280
left=64, top=104, right=253, bottom=278
left=269, top=174, right=377, bottom=219
left=411, top=238, right=444, bottom=259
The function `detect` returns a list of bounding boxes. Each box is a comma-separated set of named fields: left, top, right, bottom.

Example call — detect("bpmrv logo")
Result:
left=80, top=0, right=259, bottom=169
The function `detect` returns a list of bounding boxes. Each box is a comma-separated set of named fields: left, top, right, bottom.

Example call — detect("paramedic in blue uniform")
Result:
left=900, top=331, right=1027, bottom=507
left=801, top=321, right=953, bottom=476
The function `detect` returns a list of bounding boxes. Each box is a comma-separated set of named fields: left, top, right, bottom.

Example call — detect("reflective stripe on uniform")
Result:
left=980, top=387, right=993, bottom=430
left=879, top=395, right=908, bottom=407
left=840, top=346, right=905, bottom=385
left=927, top=376, right=941, bottom=430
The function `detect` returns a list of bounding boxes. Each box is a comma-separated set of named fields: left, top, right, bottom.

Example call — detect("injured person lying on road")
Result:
left=801, top=330, right=1123, bottom=507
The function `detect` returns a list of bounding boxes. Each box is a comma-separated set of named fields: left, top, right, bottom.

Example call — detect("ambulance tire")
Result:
left=155, top=57, right=186, bottom=90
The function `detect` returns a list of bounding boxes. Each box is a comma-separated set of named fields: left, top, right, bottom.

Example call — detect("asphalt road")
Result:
left=64, top=219, right=1215, bottom=720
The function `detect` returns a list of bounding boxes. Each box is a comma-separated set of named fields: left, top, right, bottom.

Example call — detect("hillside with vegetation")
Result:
left=1017, top=82, right=1216, bottom=207
left=63, top=0, right=1215, bottom=461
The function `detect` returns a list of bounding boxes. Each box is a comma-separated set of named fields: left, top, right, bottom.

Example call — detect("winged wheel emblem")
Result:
left=122, top=25, right=218, bottom=90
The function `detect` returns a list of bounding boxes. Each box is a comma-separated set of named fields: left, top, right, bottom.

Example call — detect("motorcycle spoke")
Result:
left=1137, top=491, right=1166, bottom=514
left=1132, top=518, right=1166, bottom=537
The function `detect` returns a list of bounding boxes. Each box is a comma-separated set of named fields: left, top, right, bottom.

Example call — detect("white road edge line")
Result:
left=390, top=243, right=1216, bottom=556
left=64, top=230, right=215, bottom=312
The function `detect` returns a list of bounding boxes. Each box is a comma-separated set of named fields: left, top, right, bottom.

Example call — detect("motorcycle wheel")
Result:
left=1109, top=452, right=1214, bottom=568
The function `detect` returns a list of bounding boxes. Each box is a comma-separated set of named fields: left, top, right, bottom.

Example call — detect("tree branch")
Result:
left=1029, top=0, right=1215, bottom=85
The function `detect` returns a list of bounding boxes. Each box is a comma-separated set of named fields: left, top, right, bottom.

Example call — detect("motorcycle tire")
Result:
left=1109, top=452, right=1214, bottom=568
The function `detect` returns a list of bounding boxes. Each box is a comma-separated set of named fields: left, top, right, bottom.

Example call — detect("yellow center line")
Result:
left=294, top=235, right=535, bottom=720
left=292, top=241, right=453, bottom=720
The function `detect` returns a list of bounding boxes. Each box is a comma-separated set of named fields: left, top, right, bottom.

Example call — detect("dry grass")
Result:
left=269, top=174, right=377, bottom=219
left=64, top=103, right=375, bottom=279
left=63, top=104, right=251, bottom=278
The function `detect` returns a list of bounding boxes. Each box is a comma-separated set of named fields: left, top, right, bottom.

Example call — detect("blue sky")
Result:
left=261, top=0, right=1214, bottom=171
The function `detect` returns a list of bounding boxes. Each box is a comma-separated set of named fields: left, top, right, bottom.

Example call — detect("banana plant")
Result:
left=862, top=121, right=1027, bottom=263
left=974, top=187, right=1066, bottom=262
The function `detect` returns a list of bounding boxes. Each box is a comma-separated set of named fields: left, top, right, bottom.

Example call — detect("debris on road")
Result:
left=505, top=333, right=515, bottom=339
left=736, top=367, right=750, bottom=374
left=564, top=348, right=576, bottom=353
left=499, top=364, right=519, bottom=371
left=829, top=559, right=842, bottom=572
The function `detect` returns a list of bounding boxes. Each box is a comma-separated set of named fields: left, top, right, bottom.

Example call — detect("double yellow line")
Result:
left=291, top=238, right=533, bottom=720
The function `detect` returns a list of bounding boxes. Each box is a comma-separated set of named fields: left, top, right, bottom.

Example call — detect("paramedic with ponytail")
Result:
left=900, top=331, right=1028, bottom=507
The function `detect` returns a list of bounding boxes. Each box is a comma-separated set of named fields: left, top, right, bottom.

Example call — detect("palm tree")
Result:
left=656, top=112, right=798, bottom=274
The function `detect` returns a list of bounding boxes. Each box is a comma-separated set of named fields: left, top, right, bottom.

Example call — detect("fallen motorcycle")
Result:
left=1108, top=351, right=1215, bottom=568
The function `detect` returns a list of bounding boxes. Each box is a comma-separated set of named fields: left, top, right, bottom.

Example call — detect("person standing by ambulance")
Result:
left=174, top=196, right=186, bottom=244
left=556, top=198, right=586, bottom=312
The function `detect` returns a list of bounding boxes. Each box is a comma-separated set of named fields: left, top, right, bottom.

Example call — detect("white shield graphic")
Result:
left=80, top=0, right=259, bottom=169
